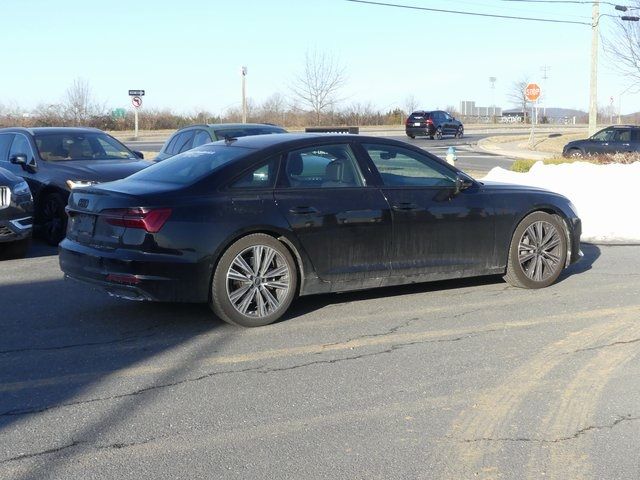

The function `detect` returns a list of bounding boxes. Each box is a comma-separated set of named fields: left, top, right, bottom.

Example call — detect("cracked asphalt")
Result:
left=1, top=242, right=639, bottom=479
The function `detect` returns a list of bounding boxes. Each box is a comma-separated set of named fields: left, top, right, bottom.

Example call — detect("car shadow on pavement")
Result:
left=285, top=243, right=601, bottom=320
left=0, top=275, right=241, bottom=478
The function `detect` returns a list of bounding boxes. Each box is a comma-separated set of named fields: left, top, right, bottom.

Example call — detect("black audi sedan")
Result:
left=59, top=134, right=582, bottom=327
left=0, top=127, right=150, bottom=245
left=0, top=166, right=33, bottom=258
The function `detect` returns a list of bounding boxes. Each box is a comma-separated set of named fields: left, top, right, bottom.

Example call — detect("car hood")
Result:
left=480, top=180, right=558, bottom=195
left=49, top=159, right=151, bottom=182
left=0, top=166, right=23, bottom=186
left=563, top=139, right=586, bottom=149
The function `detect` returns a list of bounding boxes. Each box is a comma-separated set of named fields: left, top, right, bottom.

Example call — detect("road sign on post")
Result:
left=130, top=94, right=143, bottom=139
left=525, top=83, right=541, bottom=102
left=128, top=90, right=145, bottom=96
left=525, top=83, right=541, bottom=147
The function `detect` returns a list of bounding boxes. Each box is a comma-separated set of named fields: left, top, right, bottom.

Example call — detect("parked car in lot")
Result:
left=0, top=127, right=150, bottom=245
left=155, top=123, right=287, bottom=161
left=60, top=134, right=582, bottom=327
left=405, top=110, right=464, bottom=140
left=562, top=125, right=640, bottom=157
left=0, top=166, right=33, bottom=258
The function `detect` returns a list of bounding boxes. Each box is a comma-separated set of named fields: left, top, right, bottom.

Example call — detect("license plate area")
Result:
left=70, top=213, right=96, bottom=237
left=413, top=122, right=421, bottom=126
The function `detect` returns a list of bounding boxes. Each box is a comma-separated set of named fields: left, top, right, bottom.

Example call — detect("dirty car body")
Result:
left=59, top=134, right=582, bottom=326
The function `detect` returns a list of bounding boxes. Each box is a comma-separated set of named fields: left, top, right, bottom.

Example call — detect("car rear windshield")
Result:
left=409, top=112, right=430, bottom=119
left=34, top=132, right=136, bottom=161
left=127, top=144, right=252, bottom=185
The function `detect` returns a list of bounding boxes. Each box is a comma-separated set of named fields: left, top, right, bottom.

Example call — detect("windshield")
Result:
left=34, top=132, right=136, bottom=161
left=127, top=144, right=252, bottom=185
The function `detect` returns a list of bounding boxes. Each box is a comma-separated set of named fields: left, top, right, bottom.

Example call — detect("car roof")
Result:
left=177, top=123, right=285, bottom=131
left=0, top=126, right=104, bottom=135
left=209, top=132, right=409, bottom=150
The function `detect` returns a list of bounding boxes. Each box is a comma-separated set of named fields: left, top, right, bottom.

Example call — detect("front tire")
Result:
left=407, top=134, right=416, bottom=139
left=211, top=234, right=298, bottom=327
left=39, top=192, right=67, bottom=245
left=504, top=212, right=567, bottom=289
left=456, top=126, right=464, bottom=138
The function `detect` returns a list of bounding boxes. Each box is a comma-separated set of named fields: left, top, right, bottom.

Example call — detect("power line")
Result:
left=345, top=0, right=592, bottom=25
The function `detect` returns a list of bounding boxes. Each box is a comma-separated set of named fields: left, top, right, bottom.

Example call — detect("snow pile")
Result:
left=481, top=161, right=640, bottom=244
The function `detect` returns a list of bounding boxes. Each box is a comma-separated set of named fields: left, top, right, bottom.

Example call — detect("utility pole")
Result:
left=540, top=65, right=550, bottom=118
left=241, top=66, right=247, bottom=124
left=589, top=1, right=599, bottom=136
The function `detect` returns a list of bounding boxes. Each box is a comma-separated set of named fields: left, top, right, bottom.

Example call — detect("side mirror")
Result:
left=10, top=154, right=27, bottom=166
left=133, top=150, right=144, bottom=159
left=453, top=174, right=474, bottom=196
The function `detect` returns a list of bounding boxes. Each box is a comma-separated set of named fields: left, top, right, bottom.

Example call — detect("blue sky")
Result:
left=1, top=0, right=635, bottom=115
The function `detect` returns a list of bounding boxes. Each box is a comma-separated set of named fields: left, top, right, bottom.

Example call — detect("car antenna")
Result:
left=224, top=135, right=237, bottom=145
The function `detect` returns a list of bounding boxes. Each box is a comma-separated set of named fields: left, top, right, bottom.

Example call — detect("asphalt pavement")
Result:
left=1, top=242, right=639, bottom=479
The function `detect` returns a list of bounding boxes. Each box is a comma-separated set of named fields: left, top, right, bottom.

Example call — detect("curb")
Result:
left=477, top=138, right=555, bottom=161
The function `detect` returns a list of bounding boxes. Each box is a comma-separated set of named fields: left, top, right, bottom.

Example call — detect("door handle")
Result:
left=392, top=202, right=420, bottom=211
left=289, top=206, right=319, bottom=215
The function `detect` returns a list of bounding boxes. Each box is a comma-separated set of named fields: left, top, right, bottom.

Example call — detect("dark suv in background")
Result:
left=405, top=110, right=464, bottom=140
left=0, top=166, right=33, bottom=258
left=155, top=123, right=287, bottom=161
left=562, top=125, right=640, bottom=157
left=0, top=127, right=150, bottom=245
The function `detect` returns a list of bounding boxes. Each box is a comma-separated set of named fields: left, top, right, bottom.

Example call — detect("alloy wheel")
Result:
left=517, top=220, right=562, bottom=282
left=226, top=245, right=291, bottom=318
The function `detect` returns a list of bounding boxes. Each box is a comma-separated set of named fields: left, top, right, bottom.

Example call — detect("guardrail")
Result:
left=304, top=126, right=359, bottom=134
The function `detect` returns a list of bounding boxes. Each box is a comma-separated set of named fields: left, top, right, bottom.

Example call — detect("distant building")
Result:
left=459, top=101, right=502, bottom=118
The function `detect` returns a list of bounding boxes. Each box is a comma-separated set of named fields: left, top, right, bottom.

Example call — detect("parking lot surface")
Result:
left=1, top=243, right=639, bottom=479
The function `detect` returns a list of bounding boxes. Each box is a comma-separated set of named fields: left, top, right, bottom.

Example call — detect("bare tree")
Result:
left=291, top=50, right=347, bottom=125
left=603, top=8, right=640, bottom=82
left=404, top=94, right=420, bottom=115
left=260, top=93, right=288, bottom=125
left=507, top=77, right=531, bottom=116
left=62, top=78, right=105, bottom=125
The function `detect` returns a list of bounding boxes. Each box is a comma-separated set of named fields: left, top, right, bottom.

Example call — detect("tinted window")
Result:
left=163, top=134, right=180, bottom=155
left=282, top=144, right=364, bottom=189
left=9, top=135, right=32, bottom=159
left=613, top=129, right=631, bottom=142
left=230, top=157, right=278, bottom=189
left=175, top=131, right=195, bottom=154
left=192, top=130, right=212, bottom=148
left=0, top=134, right=14, bottom=162
left=127, top=144, right=251, bottom=185
left=592, top=129, right=614, bottom=142
left=363, top=143, right=455, bottom=187
left=34, top=133, right=135, bottom=161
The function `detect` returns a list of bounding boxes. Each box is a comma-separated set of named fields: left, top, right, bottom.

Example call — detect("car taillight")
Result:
left=426, top=118, right=434, bottom=125
left=102, top=207, right=172, bottom=233
left=405, top=118, right=411, bottom=125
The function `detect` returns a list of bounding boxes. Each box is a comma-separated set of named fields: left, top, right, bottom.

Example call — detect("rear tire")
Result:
left=456, top=126, right=464, bottom=139
left=407, top=134, right=416, bottom=139
left=435, top=127, right=443, bottom=140
left=210, top=233, right=298, bottom=327
left=504, top=212, right=567, bottom=289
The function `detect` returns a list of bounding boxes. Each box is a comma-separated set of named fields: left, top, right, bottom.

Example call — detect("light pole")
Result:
left=241, top=66, right=247, bottom=124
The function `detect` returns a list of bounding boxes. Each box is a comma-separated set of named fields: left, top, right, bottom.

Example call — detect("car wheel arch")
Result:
left=503, top=206, right=574, bottom=269
left=35, top=185, right=69, bottom=221
left=207, top=228, right=307, bottom=303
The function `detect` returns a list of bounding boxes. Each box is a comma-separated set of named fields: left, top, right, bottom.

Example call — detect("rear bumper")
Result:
left=0, top=217, right=32, bottom=243
left=406, top=126, right=435, bottom=136
left=58, top=239, right=212, bottom=303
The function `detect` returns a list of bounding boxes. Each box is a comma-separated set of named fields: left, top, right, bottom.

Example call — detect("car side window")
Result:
left=229, top=157, right=278, bottom=189
left=9, top=135, right=33, bottom=160
left=0, top=134, right=14, bottom=162
left=613, top=129, right=631, bottom=142
left=175, top=131, right=195, bottom=154
left=281, top=144, right=364, bottom=189
left=164, top=134, right=180, bottom=155
left=592, top=129, right=614, bottom=142
left=362, top=143, right=456, bottom=187
left=192, top=130, right=212, bottom=148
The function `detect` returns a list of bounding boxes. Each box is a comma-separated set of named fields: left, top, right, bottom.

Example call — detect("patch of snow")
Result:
left=481, top=161, right=640, bottom=244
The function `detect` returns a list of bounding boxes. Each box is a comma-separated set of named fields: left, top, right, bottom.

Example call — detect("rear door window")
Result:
left=192, top=129, right=213, bottom=148
left=281, top=144, right=365, bottom=189
left=613, top=129, right=631, bottom=142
